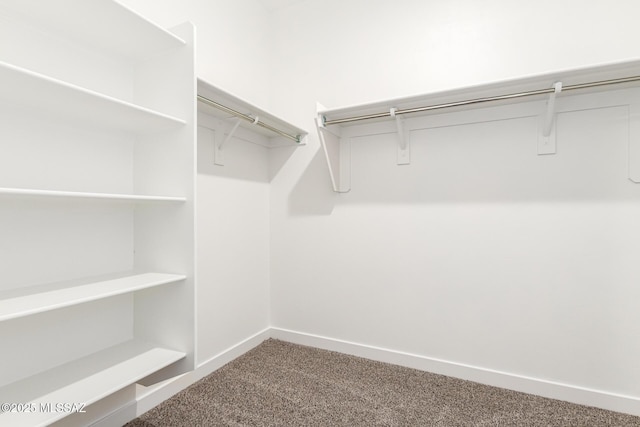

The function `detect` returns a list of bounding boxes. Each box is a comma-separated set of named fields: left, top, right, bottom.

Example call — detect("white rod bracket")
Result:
left=538, top=81, right=562, bottom=155
left=391, top=108, right=410, bottom=165
left=214, top=118, right=242, bottom=166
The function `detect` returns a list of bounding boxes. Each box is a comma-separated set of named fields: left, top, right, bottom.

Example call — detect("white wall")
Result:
left=107, top=0, right=640, bottom=415
left=268, top=0, right=640, bottom=412
left=268, top=0, right=640, bottom=115
left=196, top=123, right=270, bottom=364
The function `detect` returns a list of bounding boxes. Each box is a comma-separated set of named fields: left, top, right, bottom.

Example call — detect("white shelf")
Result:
left=0, top=187, right=187, bottom=203
left=198, top=78, right=307, bottom=148
left=0, top=60, right=186, bottom=133
left=316, top=58, right=640, bottom=192
left=0, top=272, right=186, bottom=322
left=0, top=0, right=185, bottom=59
left=0, top=340, right=185, bottom=427
left=319, top=58, right=640, bottom=125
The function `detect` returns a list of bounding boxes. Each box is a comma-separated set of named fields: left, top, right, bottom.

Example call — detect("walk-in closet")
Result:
left=1, top=1, right=639, bottom=425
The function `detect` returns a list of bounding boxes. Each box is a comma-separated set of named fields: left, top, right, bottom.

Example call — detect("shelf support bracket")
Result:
left=316, top=105, right=350, bottom=192
left=538, top=81, right=562, bottom=155
left=214, top=118, right=242, bottom=166
left=391, top=108, right=410, bottom=165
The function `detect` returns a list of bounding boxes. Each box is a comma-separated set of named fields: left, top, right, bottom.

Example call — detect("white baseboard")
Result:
left=270, top=327, right=640, bottom=417
left=136, top=328, right=271, bottom=415
left=95, top=326, right=640, bottom=426
left=93, top=328, right=270, bottom=427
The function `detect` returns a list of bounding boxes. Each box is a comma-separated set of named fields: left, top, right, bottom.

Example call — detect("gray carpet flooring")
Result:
left=125, top=339, right=640, bottom=426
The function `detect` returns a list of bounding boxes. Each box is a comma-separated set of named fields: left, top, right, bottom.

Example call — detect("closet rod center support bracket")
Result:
left=538, top=81, right=562, bottom=155
left=391, top=107, right=410, bottom=165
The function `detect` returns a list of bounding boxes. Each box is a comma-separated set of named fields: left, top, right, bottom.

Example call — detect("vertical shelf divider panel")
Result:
left=133, top=21, right=197, bottom=384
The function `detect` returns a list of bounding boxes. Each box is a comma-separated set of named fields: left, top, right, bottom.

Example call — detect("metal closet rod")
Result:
left=322, top=75, right=640, bottom=126
left=197, top=95, right=302, bottom=143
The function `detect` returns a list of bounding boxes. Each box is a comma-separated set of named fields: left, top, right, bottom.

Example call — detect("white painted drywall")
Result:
left=196, top=124, right=270, bottom=364
left=104, top=0, right=640, bottom=413
left=268, top=0, right=640, bottom=408
left=268, top=0, right=640, bottom=115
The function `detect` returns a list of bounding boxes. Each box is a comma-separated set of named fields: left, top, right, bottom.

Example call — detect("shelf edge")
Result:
left=0, top=273, right=187, bottom=322
left=0, top=187, right=187, bottom=203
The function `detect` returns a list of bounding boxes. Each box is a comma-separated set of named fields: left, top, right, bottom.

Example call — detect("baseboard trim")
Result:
left=194, top=328, right=272, bottom=382
left=95, top=328, right=271, bottom=426
left=270, top=327, right=640, bottom=417
left=136, top=328, right=271, bottom=414
left=96, top=326, right=640, bottom=426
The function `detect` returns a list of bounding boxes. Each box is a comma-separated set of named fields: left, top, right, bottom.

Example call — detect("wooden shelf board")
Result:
left=0, top=272, right=186, bottom=322
left=319, top=58, right=640, bottom=125
left=0, top=61, right=186, bottom=133
left=0, top=187, right=187, bottom=203
left=197, top=78, right=307, bottom=147
left=0, top=0, right=185, bottom=59
left=316, top=58, right=640, bottom=193
left=0, top=340, right=185, bottom=427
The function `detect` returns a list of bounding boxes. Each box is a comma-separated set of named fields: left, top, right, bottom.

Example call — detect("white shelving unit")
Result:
left=0, top=1, right=196, bottom=425
left=198, top=78, right=307, bottom=165
left=316, top=59, right=640, bottom=192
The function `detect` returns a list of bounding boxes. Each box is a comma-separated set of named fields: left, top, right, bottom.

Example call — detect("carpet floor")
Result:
left=125, top=339, right=640, bottom=426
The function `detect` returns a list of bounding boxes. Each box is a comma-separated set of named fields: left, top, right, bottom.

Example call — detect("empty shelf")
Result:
left=0, top=340, right=185, bottom=427
left=319, top=58, right=640, bottom=127
left=0, top=272, right=186, bottom=322
left=0, top=187, right=187, bottom=203
left=0, top=61, right=186, bottom=133
left=0, top=0, right=185, bottom=59
left=198, top=78, right=307, bottom=147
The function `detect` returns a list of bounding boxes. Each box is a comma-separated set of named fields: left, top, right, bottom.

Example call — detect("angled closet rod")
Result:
left=197, top=95, right=302, bottom=143
left=322, top=75, right=640, bottom=126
